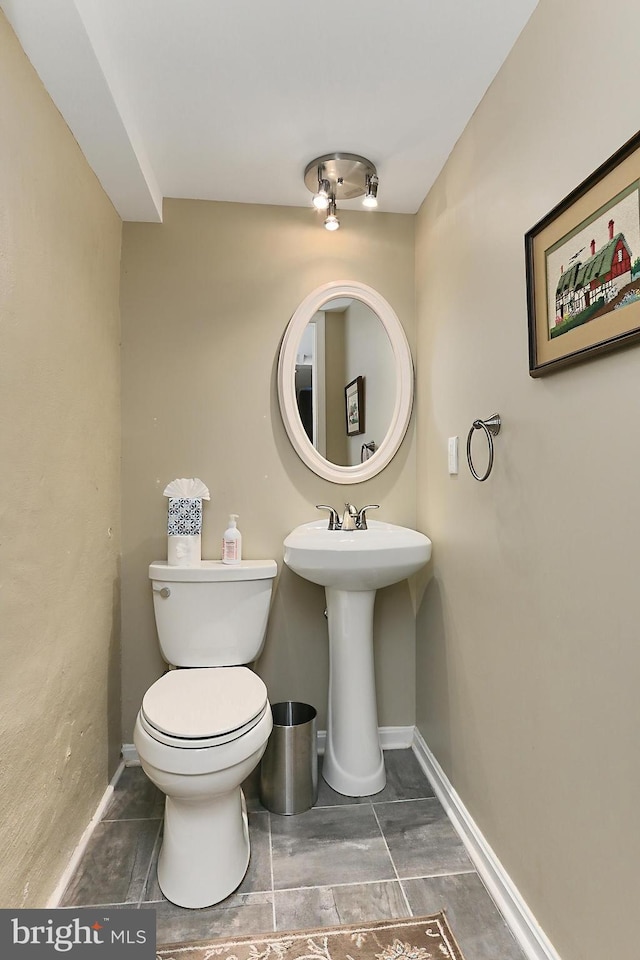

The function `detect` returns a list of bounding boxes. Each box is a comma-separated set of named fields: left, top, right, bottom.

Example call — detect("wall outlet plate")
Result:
left=448, top=436, right=459, bottom=474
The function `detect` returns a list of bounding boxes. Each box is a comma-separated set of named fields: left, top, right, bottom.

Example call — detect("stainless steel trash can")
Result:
left=260, top=702, right=318, bottom=815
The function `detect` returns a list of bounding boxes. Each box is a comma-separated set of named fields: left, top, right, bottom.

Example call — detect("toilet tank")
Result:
left=149, top=560, right=277, bottom=667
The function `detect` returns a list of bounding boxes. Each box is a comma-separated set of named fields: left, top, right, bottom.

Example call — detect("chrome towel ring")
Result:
left=466, top=414, right=501, bottom=482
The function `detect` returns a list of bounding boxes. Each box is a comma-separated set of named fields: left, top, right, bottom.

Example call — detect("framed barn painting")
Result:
left=526, top=131, right=640, bottom=377
left=345, top=376, right=364, bottom=436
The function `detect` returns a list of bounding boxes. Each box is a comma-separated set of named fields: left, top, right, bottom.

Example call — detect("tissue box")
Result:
left=163, top=479, right=210, bottom=567
left=167, top=497, right=203, bottom=536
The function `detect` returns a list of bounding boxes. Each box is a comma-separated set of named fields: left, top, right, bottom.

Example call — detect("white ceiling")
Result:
left=2, top=0, right=538, bottom=222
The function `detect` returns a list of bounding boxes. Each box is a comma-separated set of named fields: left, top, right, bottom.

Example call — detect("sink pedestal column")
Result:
left=322, top=587, right=385, bottom=796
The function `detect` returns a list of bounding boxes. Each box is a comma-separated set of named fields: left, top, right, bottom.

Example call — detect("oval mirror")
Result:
left=277, top=281, right=414, bottom=483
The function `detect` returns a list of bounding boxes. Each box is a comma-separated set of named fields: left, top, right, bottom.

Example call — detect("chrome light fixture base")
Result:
left=304, top=153, right=378, bottom=202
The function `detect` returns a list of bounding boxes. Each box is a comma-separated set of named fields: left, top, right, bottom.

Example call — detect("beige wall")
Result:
left=325, top=311, right=348, bottom=464
left=120, top=200, right=416, bottom=739
left=415, top=1, right=640, bottom=957
left=0, top=12, right=122, bottom=907
left=344, top=300, right=395, bottom=465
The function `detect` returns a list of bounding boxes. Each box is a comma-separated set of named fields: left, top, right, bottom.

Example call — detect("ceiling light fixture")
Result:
left=304, top=153, right=379, bottom=229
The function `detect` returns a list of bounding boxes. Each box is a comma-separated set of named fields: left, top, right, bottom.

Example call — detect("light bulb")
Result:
left=324, top=197, right=340, bottom=231
left=363, top=173, right=379, bottom=208
left=313, top=177, right=331, bottom=210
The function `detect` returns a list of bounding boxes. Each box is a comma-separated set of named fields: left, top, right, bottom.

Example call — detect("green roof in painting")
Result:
left=555, top=234, right=631, bottom=296
left=575, top=234, right=630, bottom=286
left=556, top=262, right=581, bottom=296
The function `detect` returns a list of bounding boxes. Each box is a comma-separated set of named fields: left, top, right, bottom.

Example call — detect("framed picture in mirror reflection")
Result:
left=345, top=375, right=365, bottom=436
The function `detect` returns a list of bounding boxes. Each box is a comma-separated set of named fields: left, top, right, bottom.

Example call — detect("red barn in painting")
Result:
left=555, top=218, right=632, bottom=322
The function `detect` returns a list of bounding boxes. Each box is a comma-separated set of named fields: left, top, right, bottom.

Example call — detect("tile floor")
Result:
left=60, top=750, right=526, bottom=960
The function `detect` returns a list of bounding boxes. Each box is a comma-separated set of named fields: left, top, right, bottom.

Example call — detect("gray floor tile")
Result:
left=330, top=879, right=411, bottom=923
left=374, top=799, right=474, bottom=878
left=402, top=875, right=526, bottom=960
left=274, top=881, right=410, bottom=931
left=59, top=903, right=140, bottom=911
left=274, top=886, right=341, bottom=930
left=315, top=750, right=434, bottom=807
left=374, top=750, right=435, bottom=802
left=152, top=892, right=274, bottom=945
left=60, top=748, right=526, bottom=960
left=271, top=805, right=395, bottom=889
left=236, top=812, right=272, bottom=894
left=140, top=824, right=164, bottom=903
left=60, top=819, right=161, bottom=907
left=103, top=766, right=165, bottom=821
left=315, top=757, right=372, bottom=807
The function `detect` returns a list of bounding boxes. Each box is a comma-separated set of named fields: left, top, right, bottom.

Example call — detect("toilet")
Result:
left=134, top=558, right=277, bottom=909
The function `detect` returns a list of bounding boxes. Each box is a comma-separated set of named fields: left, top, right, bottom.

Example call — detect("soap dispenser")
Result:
left=222, top=514, right=242, bottom=564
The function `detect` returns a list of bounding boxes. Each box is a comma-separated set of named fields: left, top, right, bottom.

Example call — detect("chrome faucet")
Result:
left=316, top=503, right=380, bottom=531
left=341, top=503, right=358, bottom=531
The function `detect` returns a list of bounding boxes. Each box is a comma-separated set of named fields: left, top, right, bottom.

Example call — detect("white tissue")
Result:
left=163, top=477, right=211, bottom=500
left=168, top=535, right=202, bottom=567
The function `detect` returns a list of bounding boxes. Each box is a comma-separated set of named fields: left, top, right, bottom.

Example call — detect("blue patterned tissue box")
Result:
left=167, top=498, right=202, bottom=536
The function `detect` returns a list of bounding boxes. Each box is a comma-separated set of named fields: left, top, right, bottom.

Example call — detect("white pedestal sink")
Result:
left=283, top=519, right=432, bottom=796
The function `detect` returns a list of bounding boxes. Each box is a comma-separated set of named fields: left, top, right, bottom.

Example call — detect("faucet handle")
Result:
left=356, top=504, right=379, bottom=530
left=316, top=504, right=340, bottom=530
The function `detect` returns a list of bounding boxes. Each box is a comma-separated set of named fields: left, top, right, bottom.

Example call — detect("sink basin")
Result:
left=283, top=519, right=432, bottom=591
left=283, top=518, right=432, bottom=798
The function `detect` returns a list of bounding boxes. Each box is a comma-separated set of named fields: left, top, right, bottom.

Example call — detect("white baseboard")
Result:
left=121, top=743, right=141, bottom=766
left=412, top=729, right=561, bottom=960
left=47, top=760, right=125, bottom=908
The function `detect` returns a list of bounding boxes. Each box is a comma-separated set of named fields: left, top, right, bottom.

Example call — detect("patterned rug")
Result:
left=156, top=914, right=465, bottom=960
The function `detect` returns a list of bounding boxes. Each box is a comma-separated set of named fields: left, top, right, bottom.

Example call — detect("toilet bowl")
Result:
left=134, top=560, right=277, bottom=908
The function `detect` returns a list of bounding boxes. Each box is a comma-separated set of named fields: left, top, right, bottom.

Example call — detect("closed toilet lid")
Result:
left=141, top=667, right=268, bottom=741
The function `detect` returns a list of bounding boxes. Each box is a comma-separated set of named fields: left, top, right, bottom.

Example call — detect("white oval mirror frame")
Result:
left=278, top=281, right=414, bottom=484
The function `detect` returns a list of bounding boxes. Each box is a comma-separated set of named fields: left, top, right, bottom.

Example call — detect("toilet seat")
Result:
left=140, top=667, right=268, bottom=749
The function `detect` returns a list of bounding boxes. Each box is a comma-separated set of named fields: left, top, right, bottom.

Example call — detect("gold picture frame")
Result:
left=526, top=131, right=640, bottom=377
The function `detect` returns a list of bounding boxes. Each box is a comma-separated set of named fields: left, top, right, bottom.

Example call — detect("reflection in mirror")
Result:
left=294, top=298, right=395, bottom=467
left=278, top=281, right=413, bottom=484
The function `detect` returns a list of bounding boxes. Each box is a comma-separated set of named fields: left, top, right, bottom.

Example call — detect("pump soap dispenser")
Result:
left=222, top=514, right=242, bottom=564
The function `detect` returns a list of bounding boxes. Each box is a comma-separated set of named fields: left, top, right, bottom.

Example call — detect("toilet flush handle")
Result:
left=152, top=586, right=171, bottom=598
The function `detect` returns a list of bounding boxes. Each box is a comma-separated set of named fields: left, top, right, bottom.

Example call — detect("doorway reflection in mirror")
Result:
left=294, top=297, right=394, bottom=468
